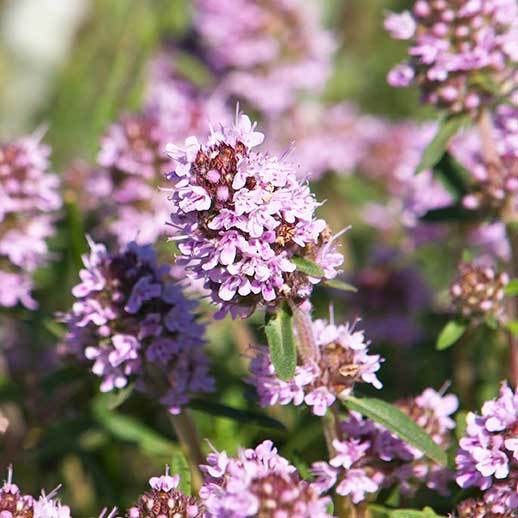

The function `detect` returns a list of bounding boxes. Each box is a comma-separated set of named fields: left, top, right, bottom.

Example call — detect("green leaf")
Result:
left=343, top=396, right=447, bottom=466
left=102, top=383, right=135, bottom=411
left=432, top=153, right=470, bottom=199
left=291, top=256, right=325, bottom=278
left=416, top=115, right=469, bottom=174
left=265, top=302, right=297, bottom=380
left=420, top=205, right=480, bottom=223
left=504, top=279, right=518, bottom=296
left=390, top=508, right=444, bottom=518
left=324, top=278, right=358, bottom=292
left=170, top=450, right=191, bottom=495
left=188, top=399, right=286, bottom=430
left=506, top=320, right=518, bottom=338
left=436, top=320, right=467, bottom=350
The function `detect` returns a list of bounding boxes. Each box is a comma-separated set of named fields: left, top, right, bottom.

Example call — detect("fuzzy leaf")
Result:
left=292, top=256, right=325, bottom=278
left=504, top=279, right=518, bottom=296
left=416, top=115, right=469, bottom=174
left=170, top=450, right=191, bottom=495
left=325, top=278, right=358, bottom=292
left=436, top=320, right=467, bottom=350
left=343, top=396, right=447, bottom=466
left=265, top=302, right=297, bottom=380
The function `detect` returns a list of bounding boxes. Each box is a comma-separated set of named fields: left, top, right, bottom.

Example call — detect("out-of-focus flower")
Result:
left=250, top=316, right=382, bottom=416
left=468, top=222, right=511, bottom=262
left=166, top=111, right=343, bottom=318
left=193, top=0, right=334, bottom=114
left=451, top=106, right=518, bottom=212
left=127, top=467, right=203, bottom=518
left=386, top=1, right=518, bottom=114
left=312, top=388, right=458, bottom=502
left=345, top=248, right=431, bottom=347
left=455, top=382, right=517, bottom=515
left=62, top=239, right=214, bottom=414
left=267, top=101, right=366, bottom=180
left=0, top=132, right=61, bottom=308
left=94, top=53, right=231, bottom=246
left=450, top=260, right=509, bottom=322
left=200, top=440, right=332, bottom=517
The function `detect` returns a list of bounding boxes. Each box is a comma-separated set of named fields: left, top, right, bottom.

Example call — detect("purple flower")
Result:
left=193, top=0, right=334, bottom=114
left=200, top=440, right=332, bottom=517
left=166, top=111, right=343, bottom=318
left=0, top=132, right=61, bottom=308
left=455, top=382, right=517, bottom=515
left=128, top=467, right=203, bottom=517
left=62, top=238, right=214, bottom=414
left=311, top=388, right=458, bottom=503
left=249, top=316, right=383, bottom=416
left=386, top=0, right=517, bottom=113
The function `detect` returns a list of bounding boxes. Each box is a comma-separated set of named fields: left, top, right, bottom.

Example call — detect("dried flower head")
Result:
left=200, top=440, right=332, bottom=517
left=0, top=132, right=61, bottom=308
left=166, top=111, right=343, bottom=318
left=250, top=317, right=383, bottom=416
left=62, top=238, right=214, bottom=414
left=450, top=261, right=509, bottom=321
left=127, top=468, right=203, bottom=518
left=386, top=0, right=518, bottom=114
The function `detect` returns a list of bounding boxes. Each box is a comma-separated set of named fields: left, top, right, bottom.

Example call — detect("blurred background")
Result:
left=0, top=0, right=510, bottom=515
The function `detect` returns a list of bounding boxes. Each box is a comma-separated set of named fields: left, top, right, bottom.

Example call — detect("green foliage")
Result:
left=436, top=320, right=467, bottom=350
left=343, top=397, right=447, bottom=466
left=291, top=256, right=325, bottom=278
left=504, top=279, right=518, bottom=296
left=170, top=451, right=191, bottom=495
left=265, top=302, right=297, bottom=380
left=324, top=278, right=358, bottom=292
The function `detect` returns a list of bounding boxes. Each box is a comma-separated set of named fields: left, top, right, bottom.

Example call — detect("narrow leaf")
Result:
left=265, top=302, right=297, bottom=381
left=391, top=509, right=444, bottom=518
left=433, top=153, right=469, bottom=199
left=325, top=278, right=358, bottom=292
left=506, top=320, right=518, bottom=338
left=171, top=451, right=191, bottom=495
left=436, top=320, right=467, bottom=350
left=416, top=116, right=469, bottom=174
left=343, top=396, right=447, bottom=466
left=291, top=256, right=325, bottom=278
left=188, top=399, right=285, bottom=430
left=420, top=205, right=480, bottom=223
left=504, top=279, right=518, bottom=296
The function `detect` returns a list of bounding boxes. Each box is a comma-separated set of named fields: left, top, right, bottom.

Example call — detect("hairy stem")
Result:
left=288, top=301, right=320, bottom=363
left=170, top=411, right=204, bottom=492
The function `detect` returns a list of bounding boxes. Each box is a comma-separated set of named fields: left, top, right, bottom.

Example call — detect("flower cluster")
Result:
left=0, top=467, right=71, bottom=518
left=95, top=54, right=230, bottom=246
left=127, top=468, right=203, bottom=518
left=267, top=101, right=366, bottom=180
left=455, top=382, right=517, bottom=515
left=166, top=112, right=343, bottom=318
left=451, top=105, right=518, bottom=212
left=250, top=317, right=383, bottom=416
left=0, top=132, right=61, bottom=309
left=62, top=239, right=214, bottom=414
left=450, top=260, right=509, bottom=321
left=312, top=388, right=458, bottom=503
left=200, top=440, right=332, bottom=517
left=193, top=0, right=334, bottom=114
left=385, top=0, right=518, bottom=113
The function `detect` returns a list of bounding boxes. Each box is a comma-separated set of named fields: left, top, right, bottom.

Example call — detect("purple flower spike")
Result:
left=200, top=440, right=332, bottom=517
left=250, top=317, right=383, bottom=416
left=455, top=382, right=517, bottom=515
left=62, top=238, right=214, bottom=414
left=166, top=111, right=344, bottom=318
left=0, top=132, right=61, bottom=309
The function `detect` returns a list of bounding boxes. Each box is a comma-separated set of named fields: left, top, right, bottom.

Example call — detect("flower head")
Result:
left=127, top=468, right=203, bottom=518
left=167, top=111, right=343, bottom=318
left=386, top=0, right=517, bottom=113
left=250, top=317, right=383, bottom=416
left=62, top=238, right=214, bottom=414
left=312, top=387, right=458, bottom=503
left=200, top=440, right=332, bottom=517
left=455, top=382, right=517, bottom=515
left=0, top=132, right=61, bottom=308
